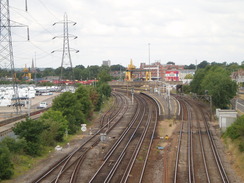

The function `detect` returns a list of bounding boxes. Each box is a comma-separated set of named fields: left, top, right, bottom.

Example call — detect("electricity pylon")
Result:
left=0, top=0, right=29, bottom=113
left=52, top=13, right=78, bottom=82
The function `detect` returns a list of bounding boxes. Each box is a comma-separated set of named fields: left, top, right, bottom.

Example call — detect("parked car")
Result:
left=8, top=102, right=25, bottom=107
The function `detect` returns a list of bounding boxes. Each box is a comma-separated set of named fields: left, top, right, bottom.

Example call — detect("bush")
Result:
left=39, top=110, right=68, bottom=145
left=239, top=139, right=244, bottom=152
left=52, top=92, right=86, bottom=134
left=1, top=137, right=27, bottom=154
left=25, top=141, right=42, bottom=156
left=0, top=144, right=14, bottom=180
left=13, top=118, right=47, bottom=156
left=224, top=125, right=240, bottom=139
left=182, top=85, right=191, bottom=94
left=224, top=115, right=244, bottom=139
left=224, top=115, right=244, bottom=153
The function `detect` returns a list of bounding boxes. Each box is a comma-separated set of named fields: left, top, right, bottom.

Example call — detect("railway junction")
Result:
left=0, top=84, right=242, bottom=183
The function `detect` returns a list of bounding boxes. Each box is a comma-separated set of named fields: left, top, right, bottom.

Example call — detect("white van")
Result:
left=38, top=102, right=48, bottom=108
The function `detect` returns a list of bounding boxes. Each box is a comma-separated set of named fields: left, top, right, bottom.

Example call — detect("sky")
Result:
left=3, top=0, right=244, bottom=68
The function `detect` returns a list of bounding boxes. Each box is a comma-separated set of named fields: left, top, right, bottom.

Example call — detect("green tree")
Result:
left=201, top=66, right=237, bottom=108
left=110, top=64, right=126, bottom=71
left=88, top=86, right=102, bottom=111
left=80, top=69, right=89, bottom=80
left=182, top=85, right=191, bottom=94
left=39, top=110, right=68, bottom=146
left=98, top=70, right=112, bottom=83
left=190, top=65, right=237, bottom=108
left=226, top=62, right=239, bottom=73
left=75, top=85, right=93, bottom=119
left=184, top=74, right=194, bottom=79
left=13, top=118, right=47, bottom=156
left=88, top=65, right=100, bottom=79
left=0, top=68, right=10, bottom=78
left=184, top=64, right=196, bottom=69
left=74, top=67, right=83, bottom=80
left=52, top=92, right=86, bottom=134
left=190, top=68, right=206, bottom=94
left=75, top=65, right=85, bottom=69
left=42, top=68, right=55, bottom=77
left=97, top=82, right=111, bottom=98
left=198, top=60, right=209, bottom=69
left=0, top=145, right=13, bottom=180
left=167, top=61, right=175, bottom=65
left=0, top=137, right=26, bottom=154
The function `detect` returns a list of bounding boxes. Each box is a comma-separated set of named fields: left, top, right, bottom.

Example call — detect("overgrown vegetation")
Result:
left=0, top=71, right=112, bottom=181
left=223, top=115, right=244, bottom=152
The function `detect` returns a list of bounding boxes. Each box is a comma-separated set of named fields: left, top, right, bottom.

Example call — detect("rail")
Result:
left=140, top=92, right=163, bottom=120
left=0, top=107, right=50, bottom=127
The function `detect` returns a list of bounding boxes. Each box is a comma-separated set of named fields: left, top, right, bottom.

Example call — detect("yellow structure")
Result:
left=125, top=59, right=136, bottom=81
left=165, top=135, right=169, bottom=140
left=22, top=64, right=31, bottom=80
left=145, top=71, right=151, bottom=81
left=125, top=59, right=152, bottom=81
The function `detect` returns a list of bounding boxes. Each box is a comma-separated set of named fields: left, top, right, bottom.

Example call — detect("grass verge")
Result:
left=223, top=137, right=244, bottom=182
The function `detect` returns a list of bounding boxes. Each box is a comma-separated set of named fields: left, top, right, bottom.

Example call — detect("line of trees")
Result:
left=0, top=64, right=126, bottom=83
left=183, top=64, right=238, bottom=109
left=184, top=60, right=244, bottom=71
left=0, top=72, right=112, bottom=180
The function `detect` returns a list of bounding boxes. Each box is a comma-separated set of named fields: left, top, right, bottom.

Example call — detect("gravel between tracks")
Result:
left=4, top=96, right=244, bottom=183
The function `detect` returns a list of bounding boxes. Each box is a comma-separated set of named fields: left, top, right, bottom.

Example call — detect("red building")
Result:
left=165, top=71, right=179, bottom=81
left=139, top=62, right=184, bottom=81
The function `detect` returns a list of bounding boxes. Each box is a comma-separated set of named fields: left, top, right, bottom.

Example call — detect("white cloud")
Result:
left=2, top=0, right=244, bottom=69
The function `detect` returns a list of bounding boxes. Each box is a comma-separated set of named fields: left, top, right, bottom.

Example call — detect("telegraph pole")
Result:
left=131, top=87, right=134, bottom=105
left=0, top=0, right=29, bottom=113
left=52, top=13, right=78, bottom=82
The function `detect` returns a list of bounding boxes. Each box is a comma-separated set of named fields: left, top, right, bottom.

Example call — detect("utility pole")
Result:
left=34, top=53, right=37, bottom=86
left=27, top=87, right=30, bottom=117
left=209, top=95, right=212, bottom=121
left=131, top=87, right=134, bottom=105
left=52, top=13, right=78, bottom=82
left=167, top=85, right=171, bottom=118
left=0, top=0, right=29, bottom=114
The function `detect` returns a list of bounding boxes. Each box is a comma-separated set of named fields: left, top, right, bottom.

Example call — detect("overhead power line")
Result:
left=52, top=13, right=79, bottom=81
left=0, top=0, right=29, bottom=113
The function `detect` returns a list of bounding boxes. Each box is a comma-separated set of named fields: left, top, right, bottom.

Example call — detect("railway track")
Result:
left=32, top=91, right=130, bottom=183
left=88, top=92, right=158, bottom=183
left=173, top=95, right=230, bottom=183
left=0, top=110, right=46, bottom=138
left=194, top=99, right=229, bottom=183
left=32, top=90, right=160, bottom=183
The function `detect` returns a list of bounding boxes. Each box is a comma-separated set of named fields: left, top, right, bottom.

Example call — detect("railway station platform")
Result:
left=141, top=92, right=180, bottom=120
